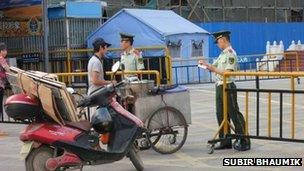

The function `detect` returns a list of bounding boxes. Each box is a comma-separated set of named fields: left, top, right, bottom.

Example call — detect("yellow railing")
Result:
left=55, top=70, right=161, bottom=86
left=219, top=71, right=304, bottom=140
left=165, top=47, right=173, bottom=85
left=10, top=46, right=173, bottom=85
left=63, top=46, right=169, bottom=72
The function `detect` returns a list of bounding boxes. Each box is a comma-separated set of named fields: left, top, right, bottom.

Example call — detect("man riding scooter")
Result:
left=88, top=38, right=116, bottom=116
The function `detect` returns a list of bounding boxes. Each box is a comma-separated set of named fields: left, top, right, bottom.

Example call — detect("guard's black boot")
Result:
left=214, top=142, right=232, bottom=150
left=233, top=138, right=251, bottom=151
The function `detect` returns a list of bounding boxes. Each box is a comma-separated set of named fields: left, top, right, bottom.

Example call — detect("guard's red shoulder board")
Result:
left=133, top=49, right=140, bottom=56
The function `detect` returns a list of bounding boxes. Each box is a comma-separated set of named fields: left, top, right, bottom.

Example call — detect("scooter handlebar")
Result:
left=114, top=81, right=125, bottom=88
left=77, top=98, right=91, bottom=108
left=77, top=81, right=126, bottom=108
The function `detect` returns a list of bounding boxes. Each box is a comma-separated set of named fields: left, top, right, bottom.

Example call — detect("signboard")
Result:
left=0, top=17, right=42, bottom=37
left=0, top=0, right=41, bottom=10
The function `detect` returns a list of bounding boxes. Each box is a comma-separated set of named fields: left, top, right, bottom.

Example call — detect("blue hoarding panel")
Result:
left=197, top=22, right=304, bottom=58
left=66, top=1, right=102, bottom=18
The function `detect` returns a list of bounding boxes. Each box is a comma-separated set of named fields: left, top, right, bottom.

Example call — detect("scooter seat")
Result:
left=66, top=120, right=92, bottom=131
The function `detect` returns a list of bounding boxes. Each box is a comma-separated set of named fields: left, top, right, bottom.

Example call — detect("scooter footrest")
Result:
left=46, top=151, right=82, bottom=171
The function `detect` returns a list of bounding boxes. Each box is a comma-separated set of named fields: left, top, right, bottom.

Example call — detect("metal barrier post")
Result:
left=279, top=92, right=283, bottom=138
left=291, top=76, right=295, bottom=139
left=159, top=57, right=163, bottom=81
left=255, top=75, right=260, bottom=136
left=165, top=47, right=173, bottom=85
left=268, top=92, right=272, bottom=137
left=245, top=92, right=249, bottom=136
left=174, top=67, right=178, bottom=85
left=198, top=67, right=201, bottom=83
left=67, top=49, right=72, bottom=85
left=223, top=73, right=229, bottom=135
left=147, top=58, right=151, bottom=79
left=186, top=66, right=190, bottom=84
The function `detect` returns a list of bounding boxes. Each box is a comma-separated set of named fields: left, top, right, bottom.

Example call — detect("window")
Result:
left=170, top=0, right=188, bottom=6
left=291, top=9, right=303, bottom=22
left=134, top=0, right=148, bottom=6
left=167, top=40, right=182, bottom=58
left=191, top=40, right=203, bottom=57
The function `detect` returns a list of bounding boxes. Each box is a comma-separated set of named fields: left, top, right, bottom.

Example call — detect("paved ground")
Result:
left=1, top=79, right=304, bottom=171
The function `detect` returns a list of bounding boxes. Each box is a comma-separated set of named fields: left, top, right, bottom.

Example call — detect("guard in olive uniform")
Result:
left=199, top=31, right=250, bottom=151
left=120, top=33, right=145, bottom=74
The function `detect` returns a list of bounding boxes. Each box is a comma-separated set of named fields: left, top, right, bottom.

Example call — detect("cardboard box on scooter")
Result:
left=7, top=67, right=79, bottom=124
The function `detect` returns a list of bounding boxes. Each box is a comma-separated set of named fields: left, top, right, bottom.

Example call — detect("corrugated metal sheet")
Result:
left=197, top=22, right=304, bottom=58
left=69, top=18, right=101, bottom=48
left=48, top=18, right=101, bottom=48
left=49, top=19, right=66, bottom=48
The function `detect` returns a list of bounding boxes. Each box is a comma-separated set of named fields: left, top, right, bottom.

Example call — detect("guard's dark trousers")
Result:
left=216, top=82, right=247, bottom=146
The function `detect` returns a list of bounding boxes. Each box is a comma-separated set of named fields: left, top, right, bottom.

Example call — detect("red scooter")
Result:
left=5, top=62, right=145, bottom=171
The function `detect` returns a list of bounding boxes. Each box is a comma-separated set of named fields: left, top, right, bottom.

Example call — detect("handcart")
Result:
left=119, top=79, right=191, bottom=154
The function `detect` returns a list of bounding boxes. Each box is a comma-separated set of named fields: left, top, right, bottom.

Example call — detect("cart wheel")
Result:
left=148, top=130, right=162, bottom=145
left=138, top=138, right=151, bottom=150
left=169, top=134, right=177, bottom=144
left=207, top=144, right=214, bottom=154
left=147, top=106, right=188, bottom=154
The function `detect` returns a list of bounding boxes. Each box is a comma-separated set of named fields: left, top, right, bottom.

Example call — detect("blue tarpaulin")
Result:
left=87, top=8, right=209, bottom=58
left=87, top=8, right=210, bottom=84
left=0, top=0, right=41, bottom=10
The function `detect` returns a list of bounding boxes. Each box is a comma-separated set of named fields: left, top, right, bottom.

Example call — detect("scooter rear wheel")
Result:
left=25, top=145, right=55, bottom=171
left=128, top=146, right=144, bottom=171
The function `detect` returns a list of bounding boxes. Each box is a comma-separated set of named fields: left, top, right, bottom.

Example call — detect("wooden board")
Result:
left=38, top=84, right=64, bottom=125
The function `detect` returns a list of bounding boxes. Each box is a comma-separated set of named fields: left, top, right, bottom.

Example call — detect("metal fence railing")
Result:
left=207, top=71, right=304, bottom=152
left=172, top=52, right=302, bottom=85
left=55, top=70, right=162, bottom=87
left=172, top=59, right=296, bottom=85
left=8, top=46, right=173, bottom=85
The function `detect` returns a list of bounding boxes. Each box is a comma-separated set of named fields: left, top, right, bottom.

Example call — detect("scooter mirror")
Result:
left=112, top=61, right=121, bottom=73
left=66, top=87, right=75, bottom=94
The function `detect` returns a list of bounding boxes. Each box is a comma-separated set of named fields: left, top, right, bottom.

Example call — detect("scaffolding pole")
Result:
left=42, top=0, right=50, bottom=72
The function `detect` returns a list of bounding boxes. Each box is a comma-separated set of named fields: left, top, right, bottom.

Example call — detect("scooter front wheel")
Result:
left=25, top=145, right=55, bottom=171
left=128, top=146, right=144, bottom=171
